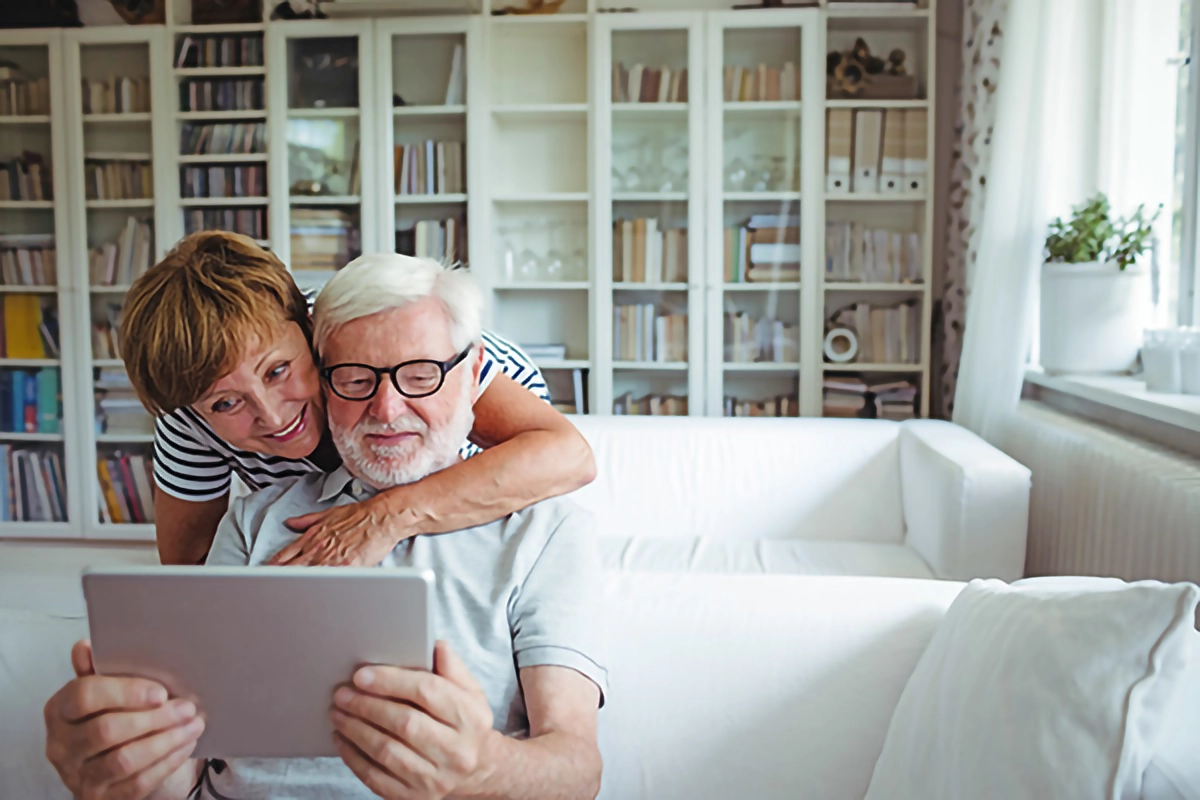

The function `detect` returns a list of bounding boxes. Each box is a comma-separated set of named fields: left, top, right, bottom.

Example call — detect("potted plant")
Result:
left=1040, top=193, right=1161, bottom=374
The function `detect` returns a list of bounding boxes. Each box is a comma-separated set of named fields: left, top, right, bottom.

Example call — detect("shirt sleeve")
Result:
left=510, top=507, right=609, bottom=704
left=153, top=411, right=233, bottom=502
left=480, top=330, right=551, bottom=404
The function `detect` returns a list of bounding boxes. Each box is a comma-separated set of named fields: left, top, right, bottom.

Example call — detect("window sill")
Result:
left=1023, top=368, right=1200, bottom=435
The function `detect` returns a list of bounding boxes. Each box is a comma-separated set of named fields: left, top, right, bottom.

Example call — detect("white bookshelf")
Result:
left=0, top=0, right=936, bottom=540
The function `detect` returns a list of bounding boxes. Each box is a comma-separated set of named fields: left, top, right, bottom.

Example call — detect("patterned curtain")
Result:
left=937, top=0, right=1010, bottom=418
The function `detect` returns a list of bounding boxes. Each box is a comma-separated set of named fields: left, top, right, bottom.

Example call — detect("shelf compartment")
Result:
left=490, top=22, right=587, bottom=105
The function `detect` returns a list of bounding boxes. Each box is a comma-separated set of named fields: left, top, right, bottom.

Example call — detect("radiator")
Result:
left=1003, top=402, right=1200, bottom=584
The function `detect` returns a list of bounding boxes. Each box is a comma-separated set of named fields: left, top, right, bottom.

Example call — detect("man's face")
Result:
left=321, top=299, right=480, bottom=489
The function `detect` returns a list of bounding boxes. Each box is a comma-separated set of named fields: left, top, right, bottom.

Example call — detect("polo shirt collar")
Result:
left=318, top=466, right=380, bottom=503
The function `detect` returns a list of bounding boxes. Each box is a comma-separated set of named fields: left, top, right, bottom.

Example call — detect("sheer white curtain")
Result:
left=951, top=0, right=1104, bottom=442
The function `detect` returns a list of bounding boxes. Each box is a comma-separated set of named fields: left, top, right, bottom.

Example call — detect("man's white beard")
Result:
left=330, top=379, right=476, bottom=490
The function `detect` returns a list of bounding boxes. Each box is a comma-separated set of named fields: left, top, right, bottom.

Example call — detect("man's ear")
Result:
left=470, top=342, right=485, bottom=401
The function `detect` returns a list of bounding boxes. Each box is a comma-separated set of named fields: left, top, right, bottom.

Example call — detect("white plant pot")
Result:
left=1039, top=261, right=1149, bottom=374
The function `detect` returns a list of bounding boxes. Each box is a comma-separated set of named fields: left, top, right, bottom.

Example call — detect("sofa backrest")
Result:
left=566, top=416, right=906, bottom=543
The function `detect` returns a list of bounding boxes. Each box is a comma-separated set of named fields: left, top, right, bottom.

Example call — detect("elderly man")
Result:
left=43, top=254, right=607, bottom=800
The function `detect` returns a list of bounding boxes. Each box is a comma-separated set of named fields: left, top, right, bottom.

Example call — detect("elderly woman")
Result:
left=119, top=231, right=595, bottom=566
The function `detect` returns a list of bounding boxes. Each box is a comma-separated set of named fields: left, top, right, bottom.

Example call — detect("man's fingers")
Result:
left=333, top=731, right=416, bottom=799
left=101, top=731, right=201, bottom=800
left=70, top=700, right=197, bottom=762
left=82, top=715, right=204, bottom=788
left=334, top=689, right=456, bottom=767
left=72, top=640, right=95, bottom=678
left=352, top=665, right=462, bottom=728
left=58, top=676, right=168, bottom=723
left=332, top=708, right=437, bottom=780
left=433, top=641, right=481, bottom=695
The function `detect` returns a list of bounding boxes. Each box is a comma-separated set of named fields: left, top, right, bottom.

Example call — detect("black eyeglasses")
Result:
left=321, top=345, right=473, bottom=401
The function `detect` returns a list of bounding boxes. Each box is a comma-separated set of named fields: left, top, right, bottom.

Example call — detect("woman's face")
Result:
left=193, top=321, right=326, bottom=460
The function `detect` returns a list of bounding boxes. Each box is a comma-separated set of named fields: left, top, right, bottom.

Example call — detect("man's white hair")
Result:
left=312, top=253, right=483, bottom=357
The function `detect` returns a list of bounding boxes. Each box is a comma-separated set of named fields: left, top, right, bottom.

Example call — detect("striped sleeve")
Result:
left=480, top=329, right=550, bottom=404
left=153, top=412, right=233, bottom=502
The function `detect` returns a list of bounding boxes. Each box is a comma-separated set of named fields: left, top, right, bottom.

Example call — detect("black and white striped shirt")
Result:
left=153, top=329, right=549, bottom=502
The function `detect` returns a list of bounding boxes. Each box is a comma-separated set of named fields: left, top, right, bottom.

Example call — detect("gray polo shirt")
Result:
left=203, top=466, right=607, bottom=799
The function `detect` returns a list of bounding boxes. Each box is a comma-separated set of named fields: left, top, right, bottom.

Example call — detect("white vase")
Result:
left=1039, top=260, right=1149, bottom=374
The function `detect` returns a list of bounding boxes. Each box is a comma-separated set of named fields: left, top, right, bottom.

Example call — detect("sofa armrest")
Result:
left=899, top=420, right=1031, bottom=582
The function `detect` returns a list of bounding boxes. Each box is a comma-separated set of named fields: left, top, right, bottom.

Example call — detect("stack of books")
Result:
left=180, top=123, right=266, bottom=156
left=97, top=451, right=155, bottom=524
left=0, top=235, right=57, bottom=286
left=84, top=157, right=152, bottom=200
left=613, top=392, right=688, bottom=416
left=723, top=393, right=799, bottom=418
left=723, top=63, right=799, bottom=102
left=822, top=376, right=918, bottom=420
left=1, top=152, right=51, bottom=201
left=825, top=223, right=922, bottom=283
left=175, top=34, right=264, bottom=68
left=612, top=219, right=688, bottom=283
left=1, top=294, right=59, bottom=359
left=184, top=208, right=266, bottom=239
left=393, top=141, right=465, bottom=196
left=723, top=214, right=800, bottom=284
left=89, top=217, right=153, bottom=287
left=395, top=218, right=465, bottom=264
left=179, top=79, right=264, bottom=112
left=0, top=368, right=60, bottom=434
left=181, top=164, right=266, bottom=198
left=95, top=368, right=152, bottom=435
left=724, top=312, right=799, bottom=364
left=1, top=76, right=50, bottom=116
left=91, top=303, right=123, bottom=360
left=613, top=304, right=688, bottom=362
left=81, top=77, right=150, bottom=114
left=0, top=445, right=67, bottom=522
left=827, top=301, right=921, bottom=364
left=290, top=209, right=358, bottom=271
left=611, top=63, right=689, bottom=103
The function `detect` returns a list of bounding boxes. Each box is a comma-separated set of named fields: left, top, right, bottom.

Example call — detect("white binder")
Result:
left=903, top=109, right=928, bottom=194
left=879, top=110, right=906, bottom=193
left=826, top=110, right=854, bottom=194
left=852, top=110, right=883, bottom=193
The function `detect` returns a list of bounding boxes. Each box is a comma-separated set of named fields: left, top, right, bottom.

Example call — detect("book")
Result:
left=445, top=43, right=465, bottom=105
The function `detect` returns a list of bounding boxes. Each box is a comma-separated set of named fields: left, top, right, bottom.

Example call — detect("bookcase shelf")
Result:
left=0, top=115, right=51, bottom=124
left=823, top=363, right=926, bottom=372
left=494, top=193, right=589, bottom=203
left=0, top=201, right=54, bottom=210
left=0, top=358, right=59, bottom=367
left=177, top=153, right=267, bottom=163
left=179, top=197, right=267, bottom=207
left=827, top=192, right=928, bottom=202
left=287, top=107, right=359, bottom=118
left=826, top=99, right=929, bottom=109
left=394, top=105, right=466, bottom=117
left=0, top=285, right=57, bottom=293
left=84, top=112, right=152, bottom=123
left=174, top=66, right=266, bottom=77
left=495, top=282, right=590, bottom=291
left=723, top=192, right=803, bottom=202
left=394, top=194, right=467, bottom=205
left=85, top=199, right=155, bottom=209
left=0, top=432, right=64, bottom=442
left=96, top=433, right=155, bottom=443
left=172, top=23, right=265, bottom=35
left=176, top=110, right=266, bottom=120
left=723, top=362, right=801, bottom=372
left=723, top=283, right=801, bottom=291
left=825, top=282, right=927, bottom=292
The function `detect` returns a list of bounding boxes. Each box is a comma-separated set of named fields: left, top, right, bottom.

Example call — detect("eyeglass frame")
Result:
left=320, top=344, right=474, bottom=402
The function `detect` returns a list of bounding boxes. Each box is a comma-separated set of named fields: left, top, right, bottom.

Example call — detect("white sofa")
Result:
left=568, top=416, right=1032, bottom=582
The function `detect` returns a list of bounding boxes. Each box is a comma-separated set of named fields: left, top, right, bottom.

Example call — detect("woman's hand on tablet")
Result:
left=43, top=640, right=204, bottom=800
left=330, top=640, right=499, bottom=800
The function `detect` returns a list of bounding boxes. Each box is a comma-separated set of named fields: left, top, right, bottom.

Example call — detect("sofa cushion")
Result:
left=865, top=577, right=1200, bottom=800
left=599, top=536, right=934, bottom=578
left=0, top=609, right=86, bottom=800
left=568, top=416, right=906, bottom=544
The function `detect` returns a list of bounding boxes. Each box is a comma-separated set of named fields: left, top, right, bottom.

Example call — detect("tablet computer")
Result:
left=82, top=565, right=434, bottom=759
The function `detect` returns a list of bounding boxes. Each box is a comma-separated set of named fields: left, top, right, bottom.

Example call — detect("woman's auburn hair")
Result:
left=120, top=231, right=311, bottom=416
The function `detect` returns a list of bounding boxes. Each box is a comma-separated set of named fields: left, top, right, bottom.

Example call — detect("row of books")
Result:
left=89, top=217, right=154, bottom=287
left=724, top=394, right=800, bottom=418
left=725, top=313, right=799, bottom=364
left=547, top=365, right=587, bottom=416
left=95, top=368, right=152, bottom=435
left=92, top=304, right=124, bottom=361
left=612, top=219, right=689, bottom=284
left=175, top=34, right=264, bottom=68
left=1, top=446, right=67, bottom=522
left=85, top=159, right=152, bottom=201
left=0, top=368, right=60, bottom=434
left=184, top=208, right=266, bottom=239
left=827, top=301, right=921, bottom=364
left=1, top=153, right=52, bottom=201
left=613, top=304, right=688, bottom=363
left=393, top=142, right=465, bottom=196
left=611, top=64, right=690, bottom=103
left=290, top=209, right=359, bottom=271
left=823, top=376, right=917, bottom=421
left=181, top=165, right=266, bottom=199
left=826, top=224, right=923, bottom=284
left=723, top=63, right=800, bottom=102
left=82, top=77, right=150, bottom=115
left=97, top=452, right=155, bottom=524
left=1, top=77, right=51, bottom=116
left=827, top=109, right=928, bottom=194
left=1, top=295, right=59, bottom=359
left=0, top=235, right=57, bottom=286
left=395, top=218, right=465, bottom=264
left=614, top=392, right=688, bottom=416
left=723, top=214, right=800, bottom=284
left=180, top=122, right=266, bottom=156
left=179, top=79, right=264, bottom=112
